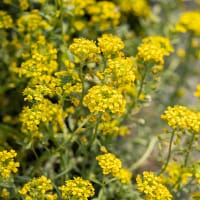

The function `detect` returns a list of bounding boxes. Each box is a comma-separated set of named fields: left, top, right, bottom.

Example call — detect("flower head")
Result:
left=19, top=176, right=57, bottom=200
left=194, top=83, right=200, bottom=98
left=0, top=11, right=13, bottom=29
left=0, top=149, right=19, bottom=179
left=87, top=1, right=120, bottom=30
left=136, top=171, right=172, bottom=200
left=136, top=36, right=174, bottom=65
left=96, top=153, right=122, bottom=176
left=83, top=85, right=126, bottom=116
left=115, top=168, right=132, bottom=184
left=98, top=34, right=124, bottom=58
left=69, top=38, right=100, bottom=62
left=176, top=11, right=200, bottom=36
left=59, top=177, right=95, bottom=200
left=161, top=105, right=200, bottom=132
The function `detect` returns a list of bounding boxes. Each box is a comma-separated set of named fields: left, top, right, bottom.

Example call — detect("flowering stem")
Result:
left=158, top=129, right=175, bottom=175
left=184, top=131, right=195, bottom=167
left=89, top=115, right=100, bottom=146
left=80, top=63, right=85, bottom=105
left=137, top=65, right=149, bottom=99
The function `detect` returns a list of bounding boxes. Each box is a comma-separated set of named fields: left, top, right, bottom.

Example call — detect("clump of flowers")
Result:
left=136, top=171, right=172, bottom=200
left=97, top=34, right=125, bottom=58
left=69, top=38, right=100, bottom=62
left=18, top=38, right=58, bottom=78
left=194, top=83, right=200, bottom=98
left=115, top=168, right=132, bottom=184
left=18, top=176, right=57, bottom=200
left=59, top=177, right=95, bottom=200
left=161, top=162, right=193, bottom=190
left=175, top=11, right=200, bottom=36
left=87, top=1, right=120, bottom=31
left=161, top=105, right=200, bottom=132
left=96, top=152, right=122, bottom=176
left=83, top=85, right=126, bottom=116
left=0, top=11, right=13, bottom=29
left=136, top=36, right=174, bottom=65
left=20, top=99, right=65, bottom=139
left=17, top=9, right=50, bottom=33
left=99, top=57, right=136, bottom=90
left=0, top=149, right=19, bottom=179
left=117, top=0, right=150, bottom=17
left=98, top=119, right=130, bottom=136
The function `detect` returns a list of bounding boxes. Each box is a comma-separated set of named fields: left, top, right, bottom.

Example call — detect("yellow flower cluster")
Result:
left=0, top=149, right=19, bottom=179
left=176, top=11, right=200, bottom=36
left=194, top=83, right=200, bottom=98
left=65, top=0, right=95, bottom=16
left=0, top=188, right=10, bottom=199
left=19, top=39, right=58, bottom=78
left=59, top=177, right=95, bottom=200
left=196, top=172, right=200, bottom=184
left=118, top=0, right=150, bottom=17
left=99, top=119, right=130, bottom=136
left=137, top=36, right=174, bottom=65
left=96, top=153, right=122, bottom=176
left=161, top=105, right=200, bottom=132
left=161, top=162, right=192, bottom=190
left=20, top=0, right=29, bottom=10
left=100, top=57, right=136, bottom=90
left=136, top=171, right=172, bottom=200
left=98, top=34, right=124, bottom=58
left=20, top=99, right=65, bottom=139
left=96, top=152, right=132, bottom=183
left=17, top=9, right=50, bottom=33
left=0, top=11, right=13, bottom=29
left=19, top=176, right=57, bottom=200
left=83, top=85, right=126, bottom=116
left=87, top=1, right=120, bottom=30
left=23, top=75, right=62, bottom=102
left=115, top=168, right=132, bottom=184
left=69, top=38, right=100, bottom=62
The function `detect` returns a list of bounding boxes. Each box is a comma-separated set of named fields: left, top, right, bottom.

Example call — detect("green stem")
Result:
left=184, top=131, right=195, bottom=167
left=88, top=115, right=100, bottom=146
left=158, top=130, right=175, bottom=175
left=129, top=136, right=157, bottom=171
left=137, top=65, right=149, bottom=99
left=169, top=32, right=193, bottom=104
left=79, top=63, right=85, bottom=105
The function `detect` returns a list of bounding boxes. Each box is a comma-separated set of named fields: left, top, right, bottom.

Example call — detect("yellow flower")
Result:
left=97, top=34, right=124, bottom=58
left=99, top=119, right=130, bottom=136
left=17, top=9, right=50, bottom=33
left=69, top=38, right=100, bottom=62
left=20, top=99, right=65, bottom=139
left=0, top=11, right=13, bottom=29
left=59, top=177, right=95, bottom=200
left=0, top=149, right=19, bottom=179
left=161, top=162, right=193, bottom=190
left=96, top=153, right=122, bottom=176
left=194, top=83, right=200, bottom=98
left=137, top=36, right=174, bottom=65
left=19, top=176, right=57, bottom=200
left=136, top=171, right=172, bottom=200
left=118, top=0, right=150, bottom=17
left=176, top=11, right=200, bottom=36
left=161, top=105, right=200, bottom=132
left=100, top=57, right=136, bottom=90
left=83, top=85, right=126, bottom=116
left=20, top=0, right=29, bottom=10
left=87, top=1, right=120, bottom=30
left=115, top=168, right=132, bottom=184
